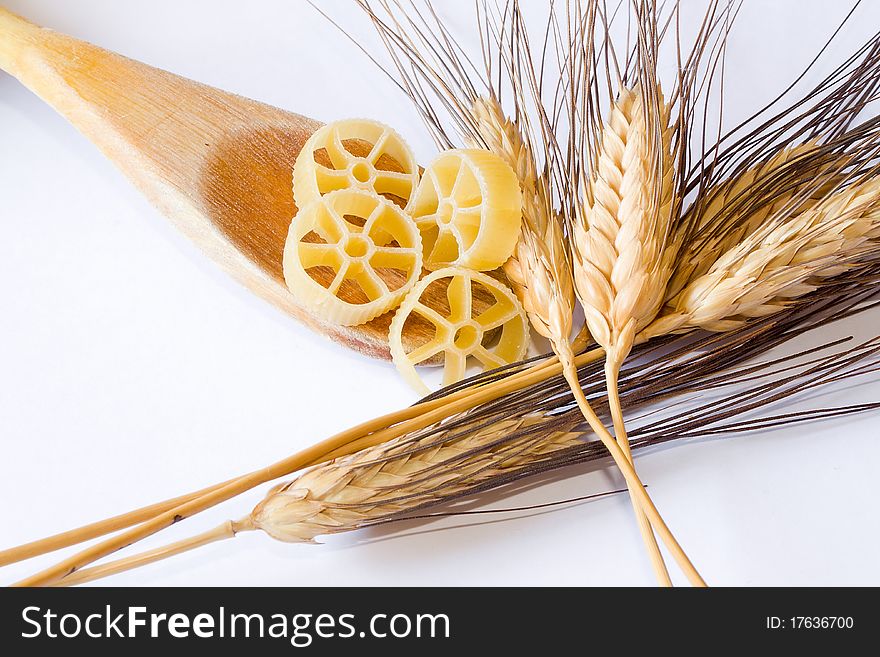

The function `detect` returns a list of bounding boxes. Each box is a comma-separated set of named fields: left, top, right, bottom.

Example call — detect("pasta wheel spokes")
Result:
left=390, top=268, right=530, bottom=393
left=283, top=189, right=423, bottom=326
left=410, top=149, right=523, bottom=271
left=293, top=119, right=421, bottom=211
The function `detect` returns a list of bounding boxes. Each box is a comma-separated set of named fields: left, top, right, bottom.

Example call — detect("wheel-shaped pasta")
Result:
left=409, top=149, right=522, bottom=271
left=390, top=268, right=529, bottom=394
left=293, top=119, right=421, bottom=211
left=283, top=189, right=423, bottom=326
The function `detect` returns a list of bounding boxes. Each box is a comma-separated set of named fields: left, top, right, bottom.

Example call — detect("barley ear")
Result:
left=250, top=416, right=585, bottom=543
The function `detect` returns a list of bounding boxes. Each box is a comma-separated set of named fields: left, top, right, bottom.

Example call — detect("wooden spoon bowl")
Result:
left=0, top=7, right=484, bottom=361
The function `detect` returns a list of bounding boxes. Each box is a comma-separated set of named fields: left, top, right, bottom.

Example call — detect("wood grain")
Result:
left=0, top=7, right=490, bottom=361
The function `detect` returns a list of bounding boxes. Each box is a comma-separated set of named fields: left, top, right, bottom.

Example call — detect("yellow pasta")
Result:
left=293, top=119, right=421, bottom=210
left=389, top=267, right=529, bottom=394
left=283, top=189, right=423, bottom=326
left=409, top=149, right=522, bottom=271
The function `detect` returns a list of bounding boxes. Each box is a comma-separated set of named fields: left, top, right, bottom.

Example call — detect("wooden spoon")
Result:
left=0, top=7, right=465, bottom=361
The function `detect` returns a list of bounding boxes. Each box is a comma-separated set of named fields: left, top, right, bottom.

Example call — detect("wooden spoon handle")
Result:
left=0, top=8, right=35, bottom=75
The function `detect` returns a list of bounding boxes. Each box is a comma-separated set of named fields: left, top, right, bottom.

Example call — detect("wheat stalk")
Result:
left=470, top=94, right=690, bottom=585
left=558, top=0, right=738, bottom=585
left=485, top=0, right=705, bottom=584
left=570, top=83, right=678, bottom=585
left=469, top=55, right=692, bottom=582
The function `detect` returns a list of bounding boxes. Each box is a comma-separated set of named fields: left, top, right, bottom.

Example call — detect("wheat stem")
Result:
left=559, top=354, right=707, bottom=587
left=0, top=478, right=234, bottom=568
left=605, top=355, right=671, bottom=586
left=558, top=340, right=680, bottom=585
left=57, top=518, right=255, bottom=587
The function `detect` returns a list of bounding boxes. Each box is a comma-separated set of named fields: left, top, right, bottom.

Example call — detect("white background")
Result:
left=2, top=0, right=879, bottom=586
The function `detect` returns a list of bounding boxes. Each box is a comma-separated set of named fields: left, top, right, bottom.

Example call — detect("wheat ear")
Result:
left=57, top=518, right=256, bottom=587
left=667, top=143, right=824, bottom=300
left=572, top=84, right=679, bottom=585
left=645, top=177, right=880, bottom=339
left=470, top=95, right=576, bottom=353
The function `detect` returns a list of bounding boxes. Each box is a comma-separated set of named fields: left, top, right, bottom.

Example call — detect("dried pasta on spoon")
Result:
left=282, top=189, right=423, bottom=326
left=293, top=118, right=421, bottom=209
left=389, top=268, right=529, bottom=394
